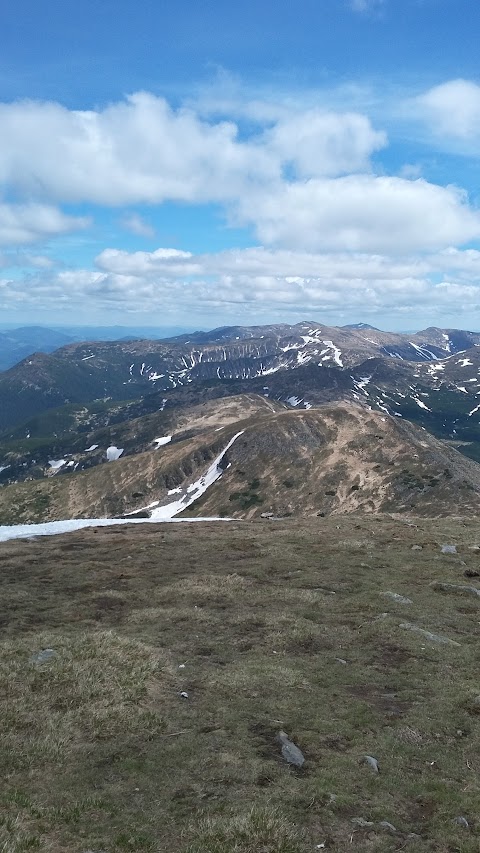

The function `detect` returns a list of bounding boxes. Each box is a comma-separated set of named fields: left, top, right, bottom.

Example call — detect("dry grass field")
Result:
left=0, top=515, right=479, bottom=852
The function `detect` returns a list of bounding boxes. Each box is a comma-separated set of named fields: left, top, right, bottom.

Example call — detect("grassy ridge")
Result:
left=0, top=516, right=479, bottom=851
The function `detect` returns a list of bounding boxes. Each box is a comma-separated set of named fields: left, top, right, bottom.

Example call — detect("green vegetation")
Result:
left=0, top=516, right=479, bottom=851
left=229, top=478, right=264, bottom=509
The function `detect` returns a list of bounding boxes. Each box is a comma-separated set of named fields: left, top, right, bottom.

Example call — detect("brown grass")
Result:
left=0, top=515, right=479, bottom=851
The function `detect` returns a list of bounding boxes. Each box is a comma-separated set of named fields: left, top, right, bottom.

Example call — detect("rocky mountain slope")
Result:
left=1, top=401, right=479, bottom=526
left=1, top=320, right=479, bottom=432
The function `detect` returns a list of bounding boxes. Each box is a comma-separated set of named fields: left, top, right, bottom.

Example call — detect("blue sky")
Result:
left=2, top=0, right=480, bottom=330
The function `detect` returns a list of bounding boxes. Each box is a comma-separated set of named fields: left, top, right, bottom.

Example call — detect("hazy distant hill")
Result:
left=0, top=326, right=73, bottom=371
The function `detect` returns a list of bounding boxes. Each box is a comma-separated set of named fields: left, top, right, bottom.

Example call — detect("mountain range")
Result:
left=1, top=319, right=480, bottom=525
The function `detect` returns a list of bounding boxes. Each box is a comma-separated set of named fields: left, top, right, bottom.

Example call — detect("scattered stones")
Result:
left=276, top=731, right=305, bottom=768
left=441, top=544, right=457, bottom=554
left=381, top=591, right=412, bottom=605
left=400, top=622, right=461, bottom=647
left=453, top=816, right=469, bottom=829
left=361, top=754, right=379, bottom=773
left=378, top=821, right=397, bottom=834
left=430, top=581, right=480, bottom=598
left=31, top=648, right=55, bottom=665
left=411, top=545, right=423, bottom=551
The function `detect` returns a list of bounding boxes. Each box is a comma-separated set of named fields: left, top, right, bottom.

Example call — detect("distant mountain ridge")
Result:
left=0, top=326, right=74, bottom=371
left=0, top=324, right=193, bottom=372
left=1, top=320, right=480, bottom=432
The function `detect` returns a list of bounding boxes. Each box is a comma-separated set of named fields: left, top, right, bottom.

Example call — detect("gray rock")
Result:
left=406, top=833, right=422, bottom=842
left=430, top=581, right=480, bottom=598
left=381, top=591, right=412, bottom=605
left=468, top=545, right=480, bottom=551
left=351, top=817, right=374, bottom=828
left=179, top=691, right=189, bottom=699
left=411, top=545, right=423, bottom=551
left=441, top=544, right=457, bottom=554
left=361, top=754, right=379, bottom=773
left=335, top=658, right=348, bottom=665
left=400, top=622, right=461, bottom=647
left=378, top=821, right=397, bottom=833
left=453, top=816, right=469, bottom=829
left=276, top=731, right=305, bottom=768
left=31, top=648, right=55, bottom=665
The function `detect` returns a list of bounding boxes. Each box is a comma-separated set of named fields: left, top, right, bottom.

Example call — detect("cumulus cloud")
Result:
left=236, top=176, right=480, bottom=253
left=0, top=202, right=89, bottom=246
left=0, top=93, right=387, bottom=207
left=263, top=109, right=386, bottom=178
left=416, top=79, right=480, bottom=140
left=2, top=86, right=480, bottom=327
left=4, top=243, right=480, bottom=327
left=0, top=93, right=278, bottom=205
left=121, top=213, right=156, bottom=238
left=1, top=90, right=480, bottom=257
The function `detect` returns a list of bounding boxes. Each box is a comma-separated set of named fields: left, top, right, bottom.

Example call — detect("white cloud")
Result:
left=1, top=90, right=480, bottom=258
left=263, top=109, right=386, bottom=178
left=0, top=93, right=278, bottom=205
left=4, top=243, right=480, bottom=327
left=121, top=213, right=156, bottom=238
left=416, top=79, right=480, bottom=140
left=236, top=176, right=480, bottom=253
left=0, top=93, right=385, bottom=207
left=0, top=202, right=89, bottom=246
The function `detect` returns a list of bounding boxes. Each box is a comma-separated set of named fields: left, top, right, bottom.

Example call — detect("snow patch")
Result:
left=427, top=362, right=445, bottom=374
left=106, top=446, right=124, bottom=461
left=323, top=340, right=343, bottom=366
left=413, top=398, right=431, bottom=411
left=48, top=459, right=66, bottom=471
left=138, top=431, right=245, bottom=520
left=458, top=358, right=473, bottom=367
left=153, top=436, right=172, bottom=448
left=0, top=516, right=233, bottom=543
left=84, top=444, right=99, bottom=452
